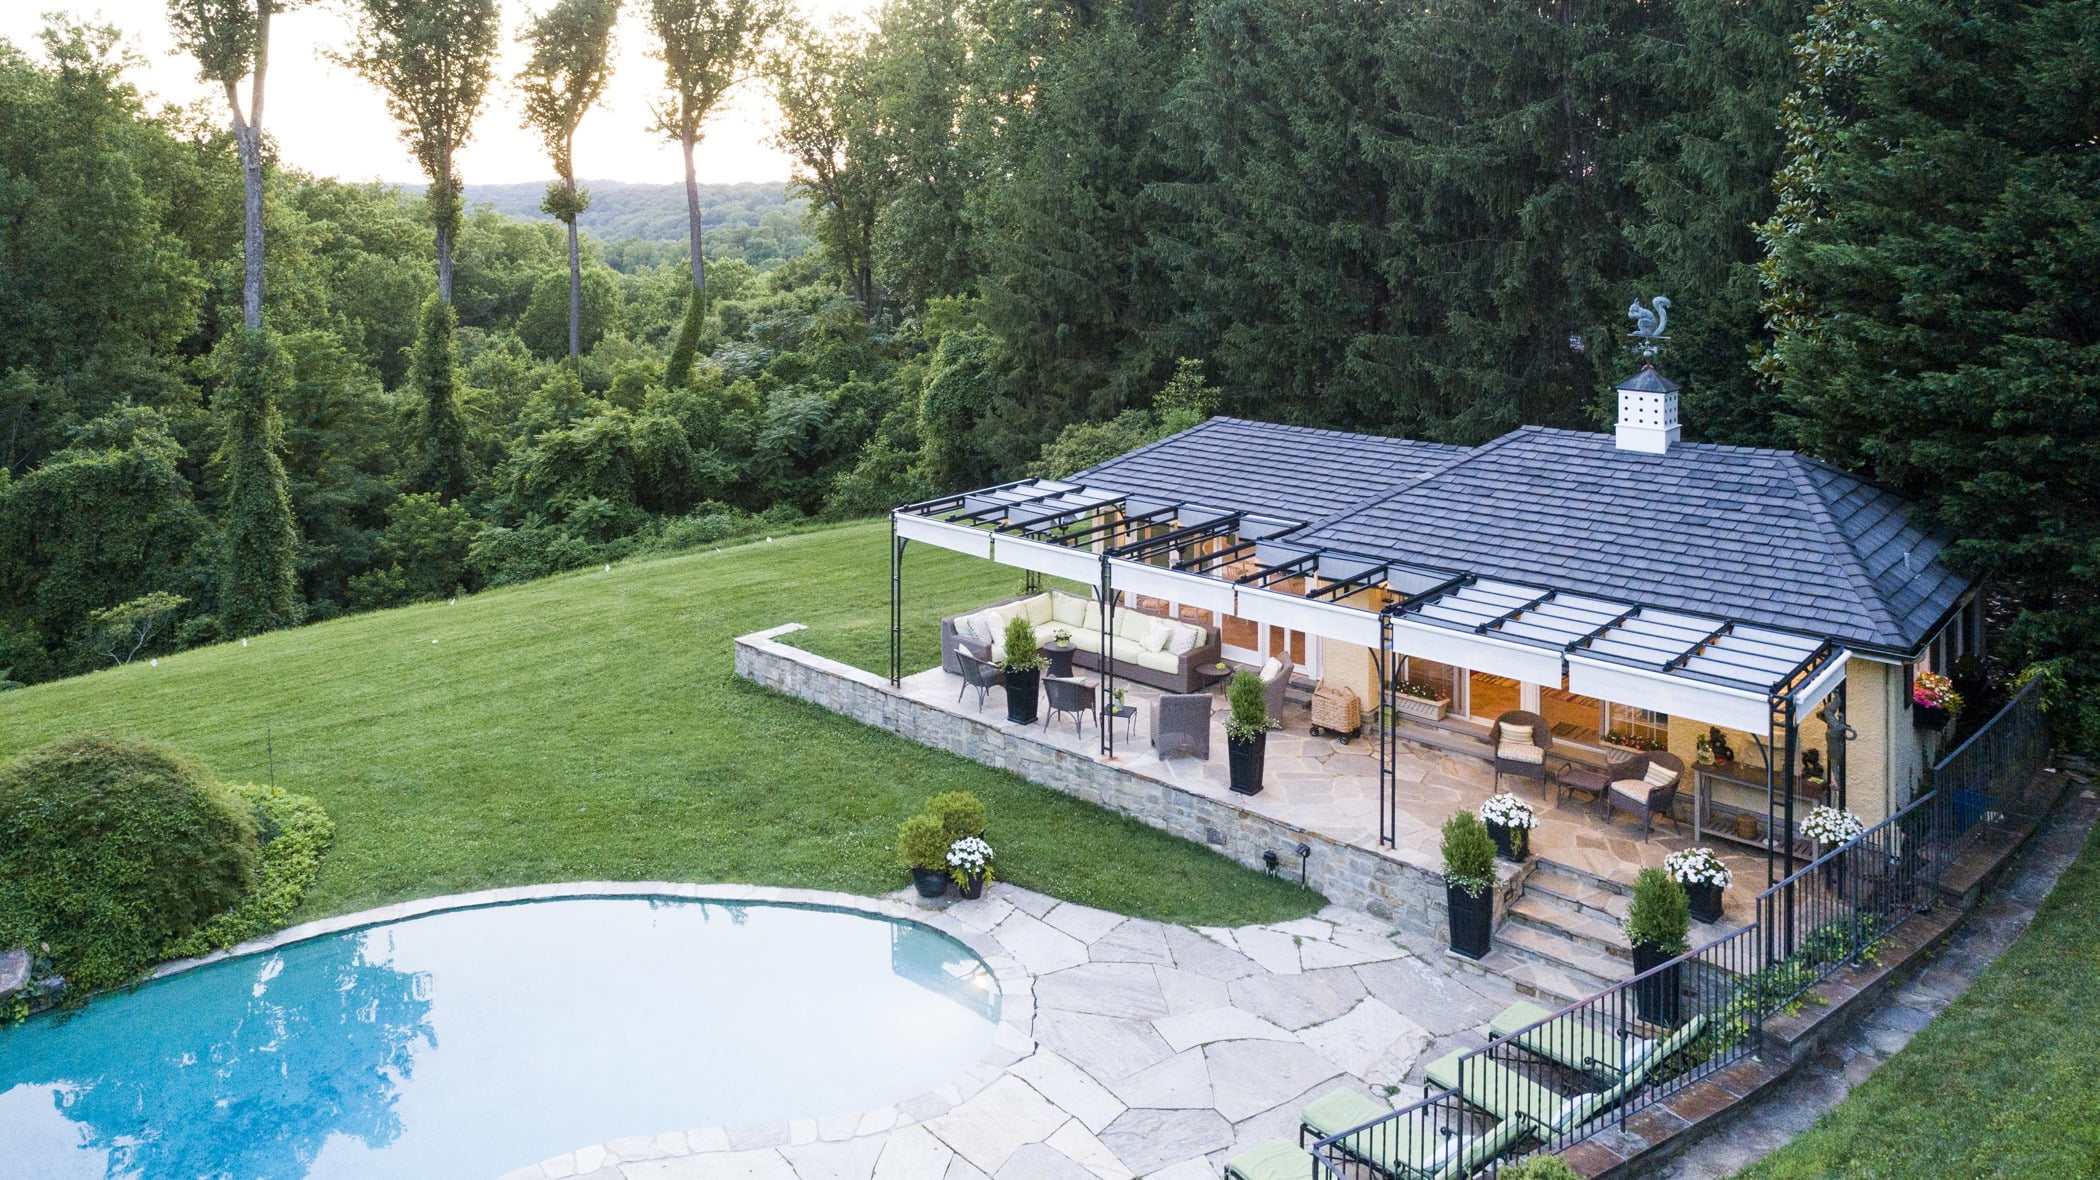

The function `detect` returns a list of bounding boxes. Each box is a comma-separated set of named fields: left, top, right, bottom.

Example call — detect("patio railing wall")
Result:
left=1312, top=682, right=2053, bottom=1178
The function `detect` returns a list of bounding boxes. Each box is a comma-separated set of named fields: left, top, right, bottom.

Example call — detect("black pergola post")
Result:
left=889, top=517, right=905, bottom=687
left=1099, top=557, right=1116, bottom=759
left=1378, top=610, right=1398, bottom=848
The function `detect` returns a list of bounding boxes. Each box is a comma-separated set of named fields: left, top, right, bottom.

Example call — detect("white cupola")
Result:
left=1614, top=364, right=1681, bottom=454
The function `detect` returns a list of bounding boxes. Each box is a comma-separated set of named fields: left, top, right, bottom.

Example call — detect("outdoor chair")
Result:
left=1224, top=1140, right=1317, bottom=1180
left=1260, top=653, right=1294, bottom=720
left=1298, top=1088, right=1527, bottom=1180
left=1042, top=676, right=1097, bottom=736
left=954, top=648, right=1005, bottom=712
left=1486, top=1002, right=1710, bottom=1086
left=1490, top=710, right=1553, bottom=797
left=1151, top=692, right=1213, bottom=760
left=1603, top=751, right=1687, bottom=839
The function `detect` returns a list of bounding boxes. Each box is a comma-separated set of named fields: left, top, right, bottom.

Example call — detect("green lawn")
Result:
left=0, top=520, right=1317, bottom=928
left=1738, top=817, right=2100, bottom=1178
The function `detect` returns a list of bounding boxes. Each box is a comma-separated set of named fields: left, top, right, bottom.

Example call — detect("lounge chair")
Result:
left=1486, top=1000, right=1655, bottom=1082
left=1430, top=1015, right=1714, bottom=1133
left=1603, top=751, right=1688, bottom=839
left=1491, top=710, right=1553, bottom=798
left=1298, top=1089, right=1525, bottom=1179
left=1224, top=1139, right=1315, bottom=1180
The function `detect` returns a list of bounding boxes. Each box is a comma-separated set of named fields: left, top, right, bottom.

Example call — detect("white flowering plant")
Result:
left=1663, top=847, right=1733, bottom=889
left=1801, top=806, right=1864, bottom=847
left=1478, top=793, right=1538, bottom=830
left=946, top=835, right=995, bottom=886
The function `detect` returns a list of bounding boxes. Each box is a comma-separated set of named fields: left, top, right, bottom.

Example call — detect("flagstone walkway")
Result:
left=502, top=885, right=1525, bottom=1180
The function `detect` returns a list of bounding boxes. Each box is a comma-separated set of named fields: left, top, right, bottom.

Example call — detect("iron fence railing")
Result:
left=1311, top=680, right=2053, bottom=1178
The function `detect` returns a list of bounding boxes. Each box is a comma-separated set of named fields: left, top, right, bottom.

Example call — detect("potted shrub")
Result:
left=1911, top=670, right=1961, bottom=732
left=1224, top=669, right=1278, bottom=795
left=1391, top=679, right=1452, bottom=722
left=1478, top=793, right=1537, bottom=862
left=897, top=813, right=952, bottom=897
left=1000, top=615, right=1044, bottom=725
left=1664, top=846, right=1732, bottom=924
left=1802, top=805, right=1864, bottom=888
left=1623, top=867, right=1689, bottom=1025
left=947, top=835, right=995, bottom=899
left=1441, top=812, right=1497, bottom=959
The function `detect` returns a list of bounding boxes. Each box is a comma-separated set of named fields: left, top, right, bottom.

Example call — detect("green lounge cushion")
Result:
left=1224, top=1139, right=1314, bottom=1180
left=1424, top=1051, right=1564, bottom=1127
left=1488, top=1001, right=1656, bottom=1079
left=1300, top=1086, right=1390, bottom=1138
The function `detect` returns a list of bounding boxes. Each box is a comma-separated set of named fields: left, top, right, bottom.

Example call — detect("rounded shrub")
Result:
left=0, top=735, right=260, bottom=994
left=896, top=813, right=950, bottom=871
left=925, top=791, right=987, bottom=841
left=1625, top=866, right=1691, bottom=954
left=1440, top=811, right=1497, bottom=897
left=1498, top=1156, right=1581, bottom=1180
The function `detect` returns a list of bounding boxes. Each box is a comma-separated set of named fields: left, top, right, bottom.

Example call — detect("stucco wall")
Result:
left=735, top=624, right=1522, bottom=938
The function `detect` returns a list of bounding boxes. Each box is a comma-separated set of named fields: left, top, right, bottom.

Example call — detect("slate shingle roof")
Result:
left=1073, top=416, right=1469, bottom=522
left=1291, top=426, right=1969, bottom=654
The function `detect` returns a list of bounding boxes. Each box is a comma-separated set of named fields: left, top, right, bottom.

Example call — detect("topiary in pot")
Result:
left=1440, top=811, right=1497, bottom=959
left=0, top=735, right=260, bottom=999
left=1224, top=669, right=1276, bottom=795
left=1624, top=867, right=1691, bottom=1025
left=1000, top=615, right=1044, bottom=724
left=897, top=813, right=952, bottom=898
left=925, top=791, right=987, bottom=843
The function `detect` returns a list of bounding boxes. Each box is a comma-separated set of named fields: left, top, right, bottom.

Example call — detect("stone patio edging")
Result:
left=735, top=623, right=1527, bottom=939
left=147, top=882, right=1038, bottom=1180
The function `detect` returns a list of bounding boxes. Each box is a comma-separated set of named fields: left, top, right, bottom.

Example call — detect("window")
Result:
left=1606, top=703, right=1668, bottom=747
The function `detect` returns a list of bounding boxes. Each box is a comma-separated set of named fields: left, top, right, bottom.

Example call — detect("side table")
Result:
left=1044, top=642, right=1077, bottom=678
left=1556, top=767, right=1610, bottom=812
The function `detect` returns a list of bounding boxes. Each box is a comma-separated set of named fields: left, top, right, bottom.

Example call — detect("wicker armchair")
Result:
left=1042, top=676, right=1097, bottom=736
left=955, top=648, right=1005, bottom=711
left=1261, top=654, right=1294, bottom=720
left=1604, top=751, right=1687, bottom=840
left=1151, top=693, right=1213, bottom=760
left=1490, top=710, right=1553, bottom=797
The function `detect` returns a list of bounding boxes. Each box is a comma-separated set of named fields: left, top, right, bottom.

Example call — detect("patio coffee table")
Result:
left=1043, top=642, right=1077, bottom=678
left=1556, top=766, right=1610, bottom=812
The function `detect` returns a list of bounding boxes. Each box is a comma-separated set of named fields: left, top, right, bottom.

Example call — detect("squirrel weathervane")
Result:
left=1627, top=296, right=1671, bottom=361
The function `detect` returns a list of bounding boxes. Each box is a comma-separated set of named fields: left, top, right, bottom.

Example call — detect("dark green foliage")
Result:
left=1625, top=867, right=1690, bottom=953
left=1763, top=0, right=2100, bottom=749
left=345, top=492, right=477, bottom=608
left=159, top=783, right=334, bottom=961
left=214, top=328, right=301, bottom=637
left=0, top=735, right=258, bottom=997
left=999, top=614, right=1041, bottom=673
left=1224, top=669, right=1272, bottom=744
left=926, top=791, right=987, bottom=841
left=408, top=296, right=473, bottom=504
left=894, top=812, right=948, bottom=870
left=663, top=288, right=707, bottom=388
left=1440, top=812, right=1496, bottom=897
left=1498, top=1159, right=1582, bottom=1180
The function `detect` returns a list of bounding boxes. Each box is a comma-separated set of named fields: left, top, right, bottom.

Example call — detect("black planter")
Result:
left=1487, top=822, right=1530, bottom=863
left=910, top=866, right=950, bottom=898
left=1684, top=881, right=1725, bottom=924
left=957, top=871, right=987, bottom=900
left=1227, top=734, right=1268, bottom=795
left=1914, top=704, right=1949, bottom=731
left=1631, top=941, right=1684, bottom=1026
left=1446, top=884, right=1493, bottom=960
left=1005, top=668, right=1041, bottom=725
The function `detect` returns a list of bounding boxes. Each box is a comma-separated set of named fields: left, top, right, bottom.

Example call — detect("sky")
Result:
left=0, top=0, right=871, bottom=187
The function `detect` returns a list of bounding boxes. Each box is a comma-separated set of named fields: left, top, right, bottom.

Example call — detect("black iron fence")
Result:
left=1311, top=679, right=2053, bottom=1178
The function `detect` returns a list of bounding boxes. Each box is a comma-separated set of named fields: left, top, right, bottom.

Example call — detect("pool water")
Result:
left=0, top=897, right=1001, bottom=1179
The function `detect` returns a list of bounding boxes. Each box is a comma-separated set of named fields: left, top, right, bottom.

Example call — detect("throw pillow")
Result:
left=1260, top=657, right=1283, bottom=682
left=1643, top=761, right=1680, bottom=788
left=1166, top=624, right=1202, bottom=656
left=1051, top=591, right=1087, bottom=627
left=1140, top=619, right=1174, bottom=653
left=1023, top=595, right=1053, bottom=626
left=1500, top=722, right=1534, bottom=745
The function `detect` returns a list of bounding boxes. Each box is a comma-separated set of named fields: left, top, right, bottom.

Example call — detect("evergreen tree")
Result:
left=214, top=327, right=300, bottom=635
left=408, top=296, right=473, bottom=503
left=1763, top=0, right=2100, bottom=744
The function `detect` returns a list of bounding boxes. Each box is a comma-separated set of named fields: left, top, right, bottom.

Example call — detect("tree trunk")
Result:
left=566, top=192, right=583, bottom=361
left=436, top=216, right=455, bottom=306
left=237, top=127, right=265, bottom=330
left=682, top=130, right=706, bottom=298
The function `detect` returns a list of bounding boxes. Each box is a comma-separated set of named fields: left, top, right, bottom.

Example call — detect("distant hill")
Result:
left=468, top=179, right=813, bottom=269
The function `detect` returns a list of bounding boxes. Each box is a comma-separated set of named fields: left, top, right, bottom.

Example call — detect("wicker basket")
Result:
left=1310, top=682, right=1363, bottom=739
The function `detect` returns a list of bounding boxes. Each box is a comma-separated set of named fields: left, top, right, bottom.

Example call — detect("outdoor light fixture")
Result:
left=1295, top=842, right=1312, bottom=888
left=1262, top=850, right=1281, bottom=876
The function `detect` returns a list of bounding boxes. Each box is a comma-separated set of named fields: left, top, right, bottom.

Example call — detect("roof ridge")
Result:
left=1299, top=427, right=1529, bottom=532
left=1070, top=414, right=1227, bottom=482
left=1779, top=455, right=1904, bottom=638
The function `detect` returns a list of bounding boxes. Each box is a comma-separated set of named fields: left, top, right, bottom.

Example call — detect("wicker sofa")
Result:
left=941, top=591, right=1222, bottom=693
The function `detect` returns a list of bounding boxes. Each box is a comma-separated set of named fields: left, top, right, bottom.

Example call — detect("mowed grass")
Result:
left=0, top=520, right=1318, bottom=927
left=1738, top=817, right=2100, bottom=1179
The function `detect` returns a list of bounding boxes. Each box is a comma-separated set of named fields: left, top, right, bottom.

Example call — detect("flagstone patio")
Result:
left=501, top=884, right=1529, bottom=1180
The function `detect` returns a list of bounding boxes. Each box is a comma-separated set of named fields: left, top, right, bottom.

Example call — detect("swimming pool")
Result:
left=0, top=896, right=1003, bottom=1179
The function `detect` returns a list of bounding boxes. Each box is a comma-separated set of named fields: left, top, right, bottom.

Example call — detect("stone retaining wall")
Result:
left=735, top=624, right=1518, bottom=938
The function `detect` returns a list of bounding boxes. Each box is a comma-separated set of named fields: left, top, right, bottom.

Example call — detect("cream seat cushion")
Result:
left=1022, top=594, right=1053, bottom=626
left=1050, top=591, right=1088, bottom=627
left=1082, top=600, right=1103, bottom=634
left=1497, top=742, right=1546, bottom=765
left=1610, top=780, right=1652, bottom=805
left=1131, top=648, right=1179, bottom=674
left=1069, top=629, right=1103, bottom=653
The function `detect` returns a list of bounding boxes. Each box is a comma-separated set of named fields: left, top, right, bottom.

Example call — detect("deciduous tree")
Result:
left=516, top=0, right=621, bottom=361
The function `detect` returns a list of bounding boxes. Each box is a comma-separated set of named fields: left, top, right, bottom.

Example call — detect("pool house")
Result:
left=884, top=365, right=1979, bottom=896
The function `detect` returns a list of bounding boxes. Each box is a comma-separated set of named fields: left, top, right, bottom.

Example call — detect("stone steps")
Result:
left=1506, top=895, right=1635, bottom=963
left=1445, top=945, right=1618, bottom=1010
left=1530, top=859, right=1749, bottom=945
